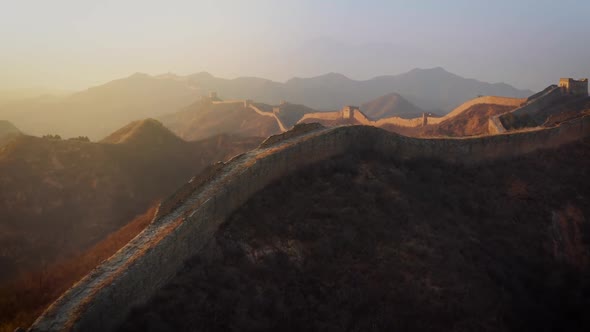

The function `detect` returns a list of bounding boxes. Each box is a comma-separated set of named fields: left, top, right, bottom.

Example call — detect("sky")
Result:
left=0, top=0, right=588, bottom=91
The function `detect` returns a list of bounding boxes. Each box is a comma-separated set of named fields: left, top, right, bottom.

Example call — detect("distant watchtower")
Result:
left=558, top=78, right=588, bottom=97
left=207, top=91, right=224, bottom=102
left=342, top=106, right=359, bottom=119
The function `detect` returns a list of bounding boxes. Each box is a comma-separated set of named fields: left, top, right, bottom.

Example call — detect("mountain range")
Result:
left=162, top=67, right=532, bottom=112
left=0, top=68, right=533, bottom=140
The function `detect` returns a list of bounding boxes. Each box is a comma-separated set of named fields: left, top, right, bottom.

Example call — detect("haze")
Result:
left=1, top=0, right=589, bottom=92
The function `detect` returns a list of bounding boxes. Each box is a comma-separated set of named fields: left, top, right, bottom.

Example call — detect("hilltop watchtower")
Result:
left=559, top=78, right=588, bottom=97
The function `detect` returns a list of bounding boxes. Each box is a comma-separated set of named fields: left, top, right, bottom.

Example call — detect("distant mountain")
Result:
left=0, top=124, right=261, bottom=282
left=0, top=68, right=533, bottom=140
left=0, top=73, right=201, bottom=140
left=0, top=120, right=21, bottom=147
left=0, top=88, right=70, bottom=105
left=361, top=93, right=425, bottom=120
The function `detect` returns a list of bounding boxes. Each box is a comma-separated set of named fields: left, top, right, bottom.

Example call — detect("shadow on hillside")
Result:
left=121, top=141, right=590, bottom=332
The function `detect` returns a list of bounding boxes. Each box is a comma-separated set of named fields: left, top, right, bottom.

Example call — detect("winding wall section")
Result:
left=29, top=116, right=590, bottom=332
left=298, top=96, right=525, bottom=128
left=211, top=99, right=289, bottom=132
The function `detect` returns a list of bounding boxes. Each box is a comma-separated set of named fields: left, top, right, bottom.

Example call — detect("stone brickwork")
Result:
left=559, top=78, right=589, bottom=97
left=29, top=115, right=590, bottom=332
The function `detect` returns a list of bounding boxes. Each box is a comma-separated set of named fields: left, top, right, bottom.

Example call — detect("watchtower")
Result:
left=558, top=78, right=588, bottom=97
left=342, top=106, right=359, bottom=119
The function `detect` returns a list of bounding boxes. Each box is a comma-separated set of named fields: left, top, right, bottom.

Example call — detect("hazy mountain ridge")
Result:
left=0, top=68, right=532, bottom=141
left=178, top=67, right=531, bottom=111
left=0, top=75, right=201, bottom=140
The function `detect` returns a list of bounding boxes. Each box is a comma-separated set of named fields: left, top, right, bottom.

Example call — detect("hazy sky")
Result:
left=1, top=0, right=588, bottom=91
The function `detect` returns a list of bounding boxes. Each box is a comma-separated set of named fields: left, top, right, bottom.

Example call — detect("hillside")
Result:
left=502, top=96, right=590, bottom=131
left=0, top=205, right=158, bottom=332
left=159, top=99, right=281, bottom=141
left=425, top=103, right=517, bottom=137
left=0, top=124, right=261, bottom=284
left=0, top=120, right=21, bottom=147
left=0, top=73, right=200, bottom=140
left=361, top=92, right=425, bottom=119
left=101, top=118, right=183, bottom=146
left=121, top=139, right=590, bottom=332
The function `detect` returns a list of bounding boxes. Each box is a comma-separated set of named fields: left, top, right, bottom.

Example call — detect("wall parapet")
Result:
left=29, top=115, right=590, bottom=332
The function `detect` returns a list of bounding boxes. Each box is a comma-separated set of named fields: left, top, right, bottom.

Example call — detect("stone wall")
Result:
left=298, top=96, right=524, bottom=128
left=247, top=104, right=288, bottom=132
left=298, top=111, right=343, bottom=122
left=559, top=78, right=589, bottom=97
left=508, top=86, right=564, bottom=118
left=29, top=115, right=590, bottom=332
left=426, top=96, right=525, bottom=125
left=210, top=99, right=289, bottom=132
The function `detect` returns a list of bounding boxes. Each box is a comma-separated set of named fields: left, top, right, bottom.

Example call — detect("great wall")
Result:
left=207, top=92, right=528, bottom=133
left=298, top=96, right=525, bottom=128
left=28, top=110, right=590, bottom=331
left=209, top=97, right=289, bottom=132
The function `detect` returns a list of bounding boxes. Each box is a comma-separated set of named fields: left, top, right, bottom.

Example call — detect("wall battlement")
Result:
left=29, top=115, right=590, bottom=332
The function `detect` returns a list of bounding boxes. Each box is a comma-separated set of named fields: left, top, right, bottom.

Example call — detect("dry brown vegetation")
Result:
left=0, top=122, right=260, bottom=286
left=0, top=205, right=157, bottom=332
left=122, top=139, right=589, bottom=331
